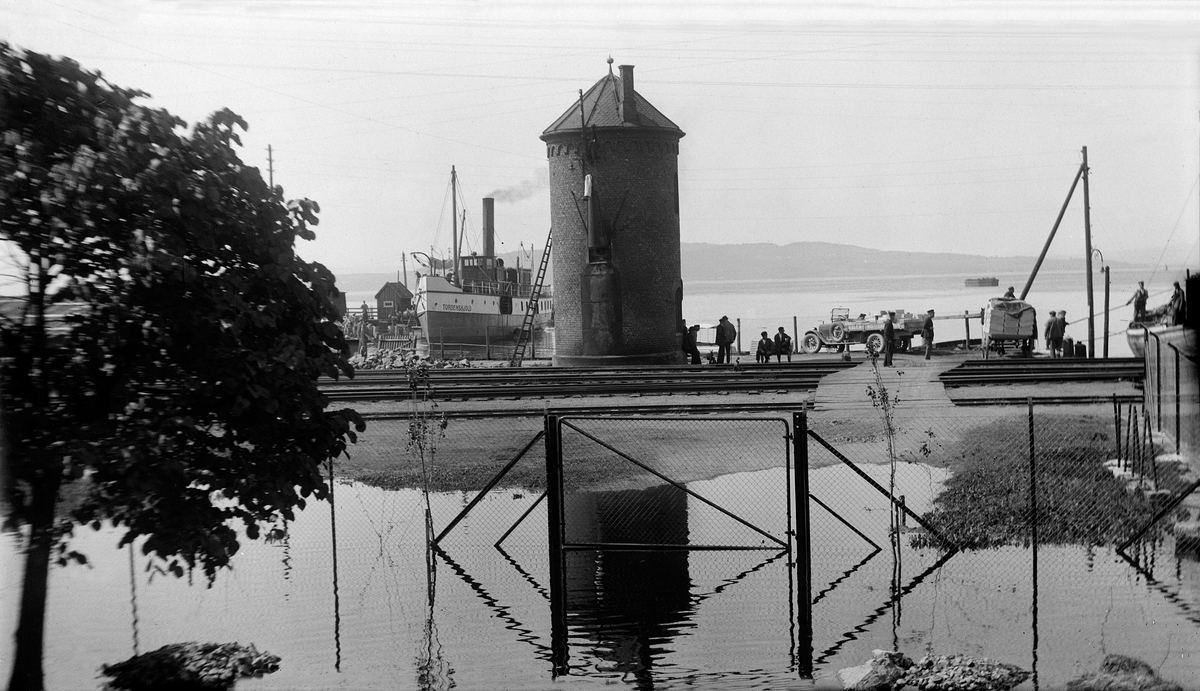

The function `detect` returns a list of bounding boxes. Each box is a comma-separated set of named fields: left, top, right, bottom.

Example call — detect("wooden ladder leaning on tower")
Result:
left=509, top=228, right=553, bottom=367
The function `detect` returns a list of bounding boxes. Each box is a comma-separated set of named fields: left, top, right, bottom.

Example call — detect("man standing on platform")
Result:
left=682, top=323, right=702, bottom=364
left=715, top=315, right=736, bottom=364
left=882, top=312, right=895, bottom=367
left=922, top=310, right=935, bottom=360
left=1045, top=310, right=1063, bottom=357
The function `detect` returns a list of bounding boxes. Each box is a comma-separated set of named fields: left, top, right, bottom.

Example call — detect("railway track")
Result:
left=321, top=357, right=1143, bottom=407
left=322, top=361, right=858, bottom=402
left=939, top=358, right=1142, bottom=387
left=359, top=401, right=808, bottom=420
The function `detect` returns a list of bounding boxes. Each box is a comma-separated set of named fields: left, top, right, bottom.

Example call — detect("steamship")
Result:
left=411, top=194, right=553, bottom=355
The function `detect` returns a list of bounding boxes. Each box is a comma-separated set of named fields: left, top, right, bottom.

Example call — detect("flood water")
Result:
left=2, top=462, right=1199, bottom=690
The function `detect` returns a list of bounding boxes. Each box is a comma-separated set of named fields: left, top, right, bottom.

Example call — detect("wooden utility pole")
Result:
left=1082, top=146, right=1095, bottom=359
left=1020, top=162, right=1084, bottom=300
left=267, top=145, right=274, bottom=189
left=1103, top=265, right=1111, bottom=358
left=402, top=254, right=408, bottom=289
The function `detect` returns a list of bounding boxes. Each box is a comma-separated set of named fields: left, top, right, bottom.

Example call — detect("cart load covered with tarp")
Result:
left=982, top=298, right=1037, bottom=358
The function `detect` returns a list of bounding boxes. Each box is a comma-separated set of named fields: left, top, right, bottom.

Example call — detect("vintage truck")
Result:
left=800, top=308, right=925, bottom=353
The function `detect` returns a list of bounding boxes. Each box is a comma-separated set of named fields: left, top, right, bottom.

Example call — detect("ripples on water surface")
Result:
left=1, top=463, right=1198, bottom=690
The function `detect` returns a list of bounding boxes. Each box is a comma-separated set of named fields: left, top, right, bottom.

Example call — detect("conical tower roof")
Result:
left=541, top=63, right=683, bottom=139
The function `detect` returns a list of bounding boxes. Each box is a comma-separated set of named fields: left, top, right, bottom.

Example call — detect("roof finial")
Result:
left=607, top=56, right=614, bottom=74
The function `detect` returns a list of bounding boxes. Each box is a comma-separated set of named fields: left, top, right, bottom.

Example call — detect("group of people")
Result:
left=1126, top=280, right=1187, bottom=326
left=1042, top=309, right=1069, bottom=357
left=681, top=316, right=794, bottom=365
left=754, top=326, right=794, bottom=363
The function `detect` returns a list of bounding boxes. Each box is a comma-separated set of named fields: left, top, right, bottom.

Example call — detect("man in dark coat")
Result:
left=1045, top=310, right=1063, bottom=357
left=922, top=310, right=935, bottom=360
left=755, top=331, right=773, bottom=363
left=882, top=312, right=895, bottom=366
left=773, top=326, right=792, bottom=362
left=682, top=323, right=702, bottom=364
left=1170, top=281, right=1186, bottom=325
left=715, top=316, right=736, bottom=364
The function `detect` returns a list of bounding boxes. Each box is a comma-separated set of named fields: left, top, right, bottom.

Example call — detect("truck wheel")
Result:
left=800, top=332, right=822, bottom=353
left=866, top=333, right=885, bottom=354
left=830, top=323, right=846, bottom=342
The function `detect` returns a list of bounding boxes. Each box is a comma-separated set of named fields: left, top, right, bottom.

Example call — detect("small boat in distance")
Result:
left=965, top=277, right=1000, bottom=288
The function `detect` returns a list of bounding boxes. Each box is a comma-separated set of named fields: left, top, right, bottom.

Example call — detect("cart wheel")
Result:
left=800, top=332, right=822, bottom=353
left=866, top=333, right=884, bottom=354
left=830, top=323, right=846, bottom=342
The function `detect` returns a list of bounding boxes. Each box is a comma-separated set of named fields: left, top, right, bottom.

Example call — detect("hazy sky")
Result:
left=5, top=1, right=1200, bottom=277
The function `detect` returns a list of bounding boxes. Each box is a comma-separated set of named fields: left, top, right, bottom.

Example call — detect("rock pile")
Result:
left=1066, top=654, right=1183, bottom=691
left=838, top=650, right=1029, bottom=691
left=349, top=349, right=473, bottom=371
left=100, top=642, right=279, bottom=691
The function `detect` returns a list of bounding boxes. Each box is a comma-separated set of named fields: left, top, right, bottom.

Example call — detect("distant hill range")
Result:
left=332, top=241, right=1146, bottom=293
left=680, top=241, right=1130, bottom=281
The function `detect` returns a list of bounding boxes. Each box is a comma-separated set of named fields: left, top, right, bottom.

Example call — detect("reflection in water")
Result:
left=435, top=545, right=551, bottom=660
left=13, top=466, right=1200, bottom=690
left=813, top=549, right=957, bottom=667
left=561, top=484, right=694, bottom=686
left=417, top=528, right=454, bottom=690
left=329, top=466, right=342, bottom=673
left=127, top=543, right=139, bottom=657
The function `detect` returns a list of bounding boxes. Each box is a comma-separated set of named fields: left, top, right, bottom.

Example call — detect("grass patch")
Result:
left=914, top=412, right=1162, bottom=550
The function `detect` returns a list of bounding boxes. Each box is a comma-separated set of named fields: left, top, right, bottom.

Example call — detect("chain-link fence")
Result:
left=552, top=416, right=792, bottom=550
left=325, top=403, right=1198, bottom=685
left=1145, top=336, right=1200, bottom=458
left=804, top=403, right=1196, bottom=560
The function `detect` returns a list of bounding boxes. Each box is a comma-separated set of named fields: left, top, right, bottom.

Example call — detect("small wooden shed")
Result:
left=374, top=282, right=413, bottom=321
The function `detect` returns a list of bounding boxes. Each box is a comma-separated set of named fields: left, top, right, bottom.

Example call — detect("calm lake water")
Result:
left=3, top=460, right=1198, bottom=690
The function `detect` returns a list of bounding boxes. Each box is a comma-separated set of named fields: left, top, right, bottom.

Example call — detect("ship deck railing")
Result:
left=460, top=279, right=553, bottom=300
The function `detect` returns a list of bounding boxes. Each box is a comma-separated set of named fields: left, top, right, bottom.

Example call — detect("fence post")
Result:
left=792, top=411, right=812, bottom=679
left=963, top=310, right=970, bottom=349
left=1028, top=398, right=1040, bottom=689
left=1027, top=398, right=1036, bottom=551
left=737, top=318, right=743, bottom=357
left=1170, top=343, right=1181, bottom=450
left=545, top=415, right=568, bottom=676
left=1112, top=394, right=1121, bottom=463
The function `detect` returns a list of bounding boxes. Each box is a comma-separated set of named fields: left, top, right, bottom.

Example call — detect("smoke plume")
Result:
left=487, top=168, right=548, bottom=204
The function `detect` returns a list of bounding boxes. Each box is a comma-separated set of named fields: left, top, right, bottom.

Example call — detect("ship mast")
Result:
left=451, top=166, right=460, bottom=287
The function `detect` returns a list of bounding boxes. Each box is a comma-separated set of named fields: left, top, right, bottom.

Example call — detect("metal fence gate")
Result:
left=544, top=414, right=798, bottom=680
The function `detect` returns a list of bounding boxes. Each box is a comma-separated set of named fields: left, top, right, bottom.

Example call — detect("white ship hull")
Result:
left=413, top=275, right=553, bottom=356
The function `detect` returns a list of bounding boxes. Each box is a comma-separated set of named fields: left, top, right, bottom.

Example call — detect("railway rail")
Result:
left=938, top=358, right=1142, bottom=387
left=321, top=357, right=1143, bottom=407
left=322, top=361, right=858, bottom=402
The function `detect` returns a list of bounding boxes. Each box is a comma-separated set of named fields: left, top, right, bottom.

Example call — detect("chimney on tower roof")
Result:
left=618, top=64, right=638, bottom=125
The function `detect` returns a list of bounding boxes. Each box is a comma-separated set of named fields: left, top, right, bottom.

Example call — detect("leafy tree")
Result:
left=0, top=44, right=364, bottom=691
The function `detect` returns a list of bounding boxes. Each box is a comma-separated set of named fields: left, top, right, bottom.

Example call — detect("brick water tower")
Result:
left=541, top=60, right=686, bottom=366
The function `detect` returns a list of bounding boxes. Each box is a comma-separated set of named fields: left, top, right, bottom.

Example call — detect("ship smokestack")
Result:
left=482, top=197, right=495, bottom=257
left=619, top=64, right=638, bottom=124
